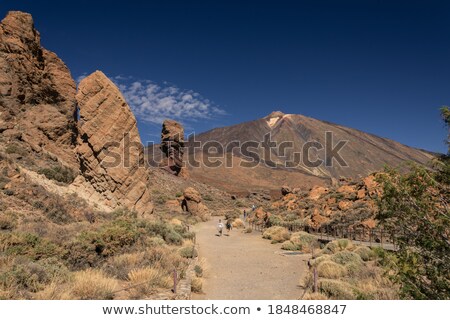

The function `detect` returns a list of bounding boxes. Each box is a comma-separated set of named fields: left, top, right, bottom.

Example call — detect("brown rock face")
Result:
left=75, top=71, right=153, bottom=214
left=0, top=11, right=77, bottom=169
left=160, top=119, right=185, bottom=175
left=181, top=187, right=209, bottom=220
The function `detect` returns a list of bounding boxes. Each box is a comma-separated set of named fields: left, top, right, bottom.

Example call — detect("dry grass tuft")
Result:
left=317, top=260, right=347, bottom=279
left=70, top=269, right=118, bottom=300
left=330, top=251, right=363, bottom=266
left=35, top=282, right=72, bottom=300
left=104, top=252, right=146, bottom=280
left=127, top=267, right=172, bottom=298
left=353, top=246, right=376, bottom=262
left=302, top=292, right=329, bottom=300
left=191, top=277, right=203, bottom=293
left=281, top=240, right=302, bottom=251
left=319, top=279, right=356, bottom=300
left=262, top=226, right=290, bottom=244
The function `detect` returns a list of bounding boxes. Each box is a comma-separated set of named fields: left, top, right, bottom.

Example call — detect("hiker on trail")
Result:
left=217, top=219, right=224, bottom=237
left=226, top=219, right=233, bottom=235
left=252, top=204, right=256, bottom=211
left=243, top=210, right=247, bottom=220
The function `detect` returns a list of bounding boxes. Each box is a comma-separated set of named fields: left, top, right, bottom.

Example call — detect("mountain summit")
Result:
left=187, top=113, right=433, bottom=193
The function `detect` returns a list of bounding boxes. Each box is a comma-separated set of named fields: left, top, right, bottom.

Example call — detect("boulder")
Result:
left=181, top=187, right=209, bottom=220
left=74, top=71, right=153, bottom=215
left=281, top=186, right=292, bottom=196
left=309, top=186, right=328, bottom=200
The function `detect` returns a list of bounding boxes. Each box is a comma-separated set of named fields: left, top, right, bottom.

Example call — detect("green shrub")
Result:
left=144, top=221, right=185, bottom=245
left=330, top=251, right=363, bottom=266
left=337, top=239, right=352, bottom=250
left=44, top=200, right=72, bottom=224
left=0, top=233, right=63, bottom=261
left=164, top=230, right=183, bottom=245
left=3, top=189, right=14, bottom=196
left=353, top=246, right=376, bottom=262
left=194, top=265, right=203, bottom=277
left=322, top=241, right=339, bottom=254
left=38, top=166, right=76, bottom=184
left=267, top=215, right=283, bottom=227
left=65, top=218, right=141, bottom=269
left=179, top=246, right=198, bottom=259
left=291, top=232, right=317, bottom=251
left=322, top=239, right=353, bottom=254
left=111, top=207, right=137, bottom=219
left=0, top=257, right=69, bottom=293
left=155, top=195, right=168, bottom=205
left=5, top=144, right=27, bottom=156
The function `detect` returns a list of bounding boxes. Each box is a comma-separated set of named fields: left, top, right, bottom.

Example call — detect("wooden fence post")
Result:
left=173, top=269, right=178, bottom=294
left=313, top=267, right=318, bottom=293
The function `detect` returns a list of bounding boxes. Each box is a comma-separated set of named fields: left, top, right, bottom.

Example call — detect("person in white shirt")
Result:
left=217, top=219, right=224, bottom=236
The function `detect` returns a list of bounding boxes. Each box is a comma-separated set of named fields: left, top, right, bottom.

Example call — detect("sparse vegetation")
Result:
left=317, top=260, right=347, bottom=279
left=38, top=165, right=76, bottom=184
left=127, top=267, right=172, bottom=298
left=71, top=269, right=118, bottom=300
left=281, top=240, right=302, bottom=251
left=301, top=240, right=399, bottom=300
left=191, top=277, right=203, bottom=293
left=262, top=226, right=290, bottom=244
left=0, top=211, right=17, bottom=230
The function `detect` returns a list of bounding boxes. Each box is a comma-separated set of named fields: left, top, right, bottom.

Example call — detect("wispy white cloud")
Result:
left=112, top=76, right=226, bottom=125
left=75, top=73, right=88, bottom=84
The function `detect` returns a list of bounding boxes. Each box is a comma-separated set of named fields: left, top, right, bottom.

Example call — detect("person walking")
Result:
left=226, top=219, right=233, bottom=235
left=243, top=209, right=247, bottom=220
left=217, top=219, right=224, bottom=237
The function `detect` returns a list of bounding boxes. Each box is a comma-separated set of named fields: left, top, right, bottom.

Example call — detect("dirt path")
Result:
left=192, top=217, right=308, bottom=300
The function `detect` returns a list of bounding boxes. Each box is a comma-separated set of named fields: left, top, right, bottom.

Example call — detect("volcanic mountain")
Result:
left=185, top=111, right=433, bottom=193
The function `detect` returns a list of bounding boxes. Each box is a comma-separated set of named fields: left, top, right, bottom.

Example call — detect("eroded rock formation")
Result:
left=0, top=11, right=78, bottom=169
left=181, top=187, right=209, bottom=220
left=160, top=119, right=184, bottom=175
left=74, top=71, right=153, bottom=214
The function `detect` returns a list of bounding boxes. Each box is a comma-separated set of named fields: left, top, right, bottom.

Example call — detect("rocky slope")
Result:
left=0, top=11, right=233, bottom=218
left=0, top=11, right=78, bottom=170
left=187, top=111, right=433, bottom=193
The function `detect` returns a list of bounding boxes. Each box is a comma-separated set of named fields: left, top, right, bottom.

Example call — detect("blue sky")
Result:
left=1, top=0, right=449, bottom=152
